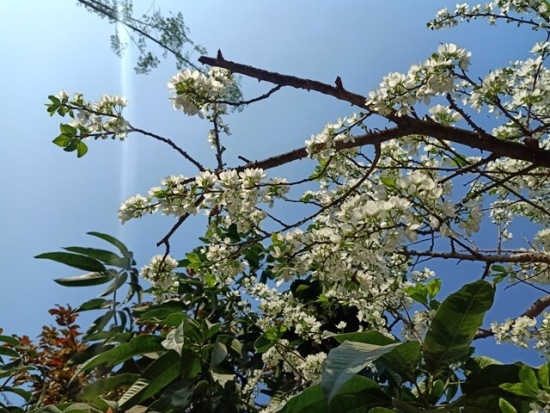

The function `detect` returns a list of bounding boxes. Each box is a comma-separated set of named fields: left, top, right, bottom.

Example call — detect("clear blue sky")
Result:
left=0, top=1, right=541, bottom=364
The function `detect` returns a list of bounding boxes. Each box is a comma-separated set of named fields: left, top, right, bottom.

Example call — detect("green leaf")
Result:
left=538, top=363, right=549, bottom=388
left=78, top=335, right=164, bottom=373
left=100, top=272, right=128, bottom=297
left=518, top=365, right=538, bottom=391
left=322, top=340, right=400, bottom=403
left=54, top=272, right=115, bottom=287
left=423, top=280, right=494, bottom=373
left=1, top=386, right=32, bottom=402
left=211, top=342, right=227, bottom=366
left=380, top=341, right=421, bottom=381
left=498, top=398, right=517, bottom=413
left=75, top=298, right=110, bottom=312
left=63, top=246, right=128, bottom=268
left=325, top=330, right=396, bottom=346
left=0, top=347, right=20, bottom=358
left=118, top=350, right=183, bottom=410
left=369, top=409, right=395, bottom=413
left=52, top=135, right=73, bottom=147
left=499, top=383, right=537, bottom=397
left=79, top=373, right=139, bottom=400
left=392, top=399, right=440, bottom=413
left=0, top=335, right=19, bottom=347
left=426, top=278, right=441, bottom=298
left=86, top=231, right=132, bottom=260
left=76, top=141, right=88, bottom=157
left=161, top=322, right=185, bottom=355
left=35, top=252, right=107, bottom=272
left=280, top=376, right=383, bottom=413
left=60, top=123, right=77, bottom=136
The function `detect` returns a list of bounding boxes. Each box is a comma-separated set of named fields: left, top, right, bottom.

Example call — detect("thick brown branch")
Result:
left=198, top=54, right=370, bottom=109
left=200, top=54, right=550, bottom=168
left=405, top=249, right=550, bottom=264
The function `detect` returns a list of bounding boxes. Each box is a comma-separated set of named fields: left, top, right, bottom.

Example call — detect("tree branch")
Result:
left=200, top=54, right=550, bottom=168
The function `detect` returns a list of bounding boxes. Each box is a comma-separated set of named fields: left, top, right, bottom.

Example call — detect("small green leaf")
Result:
left=52, top=135, right=73, bottom=147
left=60, top=123, right=77, bottom=136
left=500, top=382, right=537, bottom=397
left=35, top=252, right=106, bottom=272
left=426, top=278, right=441, bottom=298
left=498, top=398, right=517, bottom=413
left=76, top=141, right=88, bottom=157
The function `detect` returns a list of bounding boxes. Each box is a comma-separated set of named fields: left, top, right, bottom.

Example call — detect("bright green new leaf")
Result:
left=322, top=340, right=400, bottom=403
left=538, top=363, right=549, bottom=388
left=518, top=365, right=538, bottom=391
left=76, top=141, right=88, bottom=157
left=424, top=280, right=494, bottom=373
left=498, top=398, right=517, bottom=413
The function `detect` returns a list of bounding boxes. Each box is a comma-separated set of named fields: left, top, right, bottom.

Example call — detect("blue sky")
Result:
left=0, top=1, right=542, bottom=364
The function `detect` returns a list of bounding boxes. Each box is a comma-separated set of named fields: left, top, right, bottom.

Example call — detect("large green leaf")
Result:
left=118, top=350, right=183, bottom=410
left=325, top=330, right=396, bottom=346
left=63, top=246, right=129, bottom=268
left=54, top=272, right=115, bottom=287
left=87, top=231, right=132, bottom=260
left=79, top=373, right=139, bottom=400
left=423, top=280, right=494, bottom=373
left=380, top=341, right=421, bottom=382
left=78, top=335, right=165, bottom=373
left=280, top=376, right=384, bottom=413
left=322, top=340, right=400, bottom=403
left=35, top=252, right=106, bottom=272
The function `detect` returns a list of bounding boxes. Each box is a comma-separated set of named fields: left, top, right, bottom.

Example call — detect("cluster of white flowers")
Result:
left=141, top=254, right=180, bottom=296
left=304, top=115, right=359, bottom=160
left=428, top=1, right=549, bottom=30
left=428, top=104, right=463, bottom=125
left=167, top=67, right=235, bottom=117
left=261, top=339, right=326, bottom=385
left=119, top=169, right=289, bottom=235
left=56, top=90, right=129, bottom=139
left=402, top=310, right=436, bottom=341
left=366, top=44, right=471, bottom=116
left=491, top=316, right=538, bottom=348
